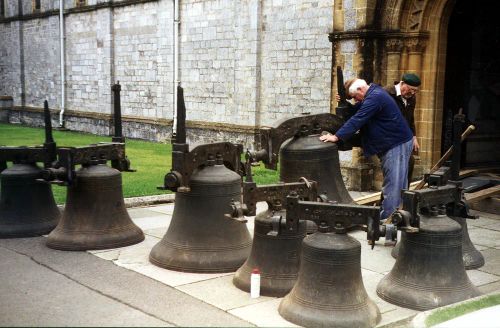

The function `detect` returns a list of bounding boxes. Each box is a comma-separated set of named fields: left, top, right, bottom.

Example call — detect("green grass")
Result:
left=425, top=294, right=500, bottom=327
left=0, top=123, right=278, bottom=204
left=248, top=162, right=281, bottom=185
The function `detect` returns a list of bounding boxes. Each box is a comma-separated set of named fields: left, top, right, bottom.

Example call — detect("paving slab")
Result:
left=0, top=246, right=170, bottom=327
left=91, top=235, right=159, bottom=269
left=131, top=214, right=171, bottom=231
left=2, top=196, right=499, bottom=327
left=468, top=227, right=500, bottom=248
left=362, top=269, right=400, bottom=314
left=127, top=207, right=166, bottom=219
left=176, top=274, right=273, bottom=311
left=144, top=226, right=169, bottom=238
left=378, top=306, right=418, bottom=328
left=133, top=263, right=234, bottom=287
left=360, top=242, right=397, bottom=274
left=467, top=268, right=500, bottom=287
left=121, top=203, right=500, bottom=327
left=478, top=279, right=500, bottom=294
left=147, top=203, right=176, bottom=215
left=470, top=210, right=500, bottom=221
left=228, top=298, right=298, bottom=327
left=0, top=238, right=251, bottom=327
left=467, top=217, right=499, bottom=228
left=484, top=221, right=500, bottom=232
left=479, top=248, right=500, bottom=276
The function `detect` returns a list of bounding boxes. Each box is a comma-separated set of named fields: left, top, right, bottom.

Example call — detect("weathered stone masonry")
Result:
left=0, top=0, right=334, bottom=150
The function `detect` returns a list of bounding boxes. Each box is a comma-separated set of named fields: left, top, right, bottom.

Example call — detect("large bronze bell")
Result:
left=0, top=163, right=61, bottom=238
left=377, top=209, right=480, bottom=310
left=150, top=158, right=252, bottom=273
left=280, top=135, right=353, bottom=204
left=233, top=208, right=306, bottom=297
left=46, top=164, right=144, bottom=250
left=452, top=216, right=484, bottom=269
left=391, top=216, right=485, bottom=270
left=279, top=231, right=380, bottom=328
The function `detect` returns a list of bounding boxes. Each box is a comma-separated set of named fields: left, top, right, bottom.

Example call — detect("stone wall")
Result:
left=0, top=20, right=18, bottom=101
left=260, top=0, right=333, bottom=124
left=0, top=0, right=333, bottom=150
left=23, top=16, right=61, bottom=108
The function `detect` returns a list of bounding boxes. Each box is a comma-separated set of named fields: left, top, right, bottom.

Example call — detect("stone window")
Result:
left=76, top=0, right=87, bottom=7
left=32, top=0, right=41, bottom=12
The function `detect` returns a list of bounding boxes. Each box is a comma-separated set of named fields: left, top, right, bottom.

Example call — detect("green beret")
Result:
left=402, top=73, right=421, bottom=87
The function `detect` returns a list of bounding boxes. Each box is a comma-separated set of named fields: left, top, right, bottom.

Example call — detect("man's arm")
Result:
left=335, top=97, right=379, bottom=141
left=407, top=97, right=417, bottom=135
left=408, top=97, right=419, bottom=152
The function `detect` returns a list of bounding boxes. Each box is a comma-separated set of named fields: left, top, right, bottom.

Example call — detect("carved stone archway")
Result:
left=330, top=0, right=454, bottom=189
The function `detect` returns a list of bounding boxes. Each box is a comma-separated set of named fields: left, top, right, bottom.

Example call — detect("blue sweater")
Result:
left=336, top=84, right=413, bottom=157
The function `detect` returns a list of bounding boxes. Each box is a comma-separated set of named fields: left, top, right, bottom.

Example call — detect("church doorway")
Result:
left=442, top=0, right=500, bottom=168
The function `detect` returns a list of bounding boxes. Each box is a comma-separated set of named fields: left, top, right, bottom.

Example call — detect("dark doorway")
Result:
left=443, top=0, right=500, bottom=168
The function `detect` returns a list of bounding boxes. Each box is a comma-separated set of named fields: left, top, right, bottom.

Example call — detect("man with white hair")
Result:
left=320, top=78, right=413, bottom=228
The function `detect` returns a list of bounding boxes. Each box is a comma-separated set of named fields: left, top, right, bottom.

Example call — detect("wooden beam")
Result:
left=465, top=185, right=500, bottom=203
left=414, top=125, right=476, bottom=190
left=354, top=181, right=420, bottom=205
left=483, top=172, right=500, bottom=179
left=470, top=197, right=500, bottom=215
left=459, top=169, right=478, bottom=179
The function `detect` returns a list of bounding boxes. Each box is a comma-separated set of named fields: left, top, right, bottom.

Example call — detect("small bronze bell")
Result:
left=233, top=208, right=306, bottom=297
left=391, top=215, right=485, bottom=270
left=0, top=163, right=60, bottom=238
left=280, top=136, right=353, bottom=204
left=377, top=207, right=480, bottom=310
left=279, top=228, right=380, bottom=328
left=150, top=157, right=252, bottom=272
left=46, top=164, right=144, bottom=250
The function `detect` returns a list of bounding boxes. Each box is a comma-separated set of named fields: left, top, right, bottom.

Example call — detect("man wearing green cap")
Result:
left=384, top=73, right=421, bottom=183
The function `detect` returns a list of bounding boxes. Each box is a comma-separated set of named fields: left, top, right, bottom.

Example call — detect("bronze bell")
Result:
left=390, top=216, right=485, bottom=270
left=0, top=163, right=61, bottom=238
left=280, top=135, right=353, bottom=204
left=233, top=208, right=306, bottom=297
left=279, top=229, right=381, bottom=328
left=46, top=164, right=144, bottom=250
left=149, top=158, right=252, bottom=273
left=377, top=208, right=481, bottom=310
left=390, top=240, right=399, bottom=259
left=451, top=216, right=484, bottom=269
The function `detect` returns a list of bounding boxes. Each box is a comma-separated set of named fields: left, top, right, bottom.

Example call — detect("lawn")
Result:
left=425, top=293, right=500, bottom=327
left=0, top=123, right=278, bottom=204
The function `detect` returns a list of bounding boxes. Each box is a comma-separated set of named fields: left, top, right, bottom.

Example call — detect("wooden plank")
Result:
left=465, top=185, right=500, bottom=203
left=470, top=197, right=500, bottom=215
left=483, top=172, right=500, bottom=179
left=459, top=169, right=478, bottom=179
left=354, top=181, right=419, bottom=205
left=414, top=125, right=476, bottom=190
left=354, top=193, right=381, bottom=206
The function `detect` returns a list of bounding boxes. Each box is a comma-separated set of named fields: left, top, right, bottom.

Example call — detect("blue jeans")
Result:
left=378, top=139, right=413, bottom=221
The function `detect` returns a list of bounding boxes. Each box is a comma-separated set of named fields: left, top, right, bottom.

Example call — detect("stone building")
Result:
left=330, top=0, right=500, bottom=187
left=0, top=0, right=333, bottom=147
left=1, top=0, right=499, bottom=190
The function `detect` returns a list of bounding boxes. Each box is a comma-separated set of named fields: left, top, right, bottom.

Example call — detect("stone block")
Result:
left=0, top=96, right=13, bottom=123
left=341, top=163, right=374, bottom=191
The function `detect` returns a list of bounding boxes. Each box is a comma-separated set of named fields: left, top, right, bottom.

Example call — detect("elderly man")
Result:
left=320, top=78, right=413, bottom=224
left=385, top=73, right=421, bottom=183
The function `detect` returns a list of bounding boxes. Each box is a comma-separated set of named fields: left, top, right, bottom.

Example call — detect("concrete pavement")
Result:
left=1, top=191, right=500, bottom=327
